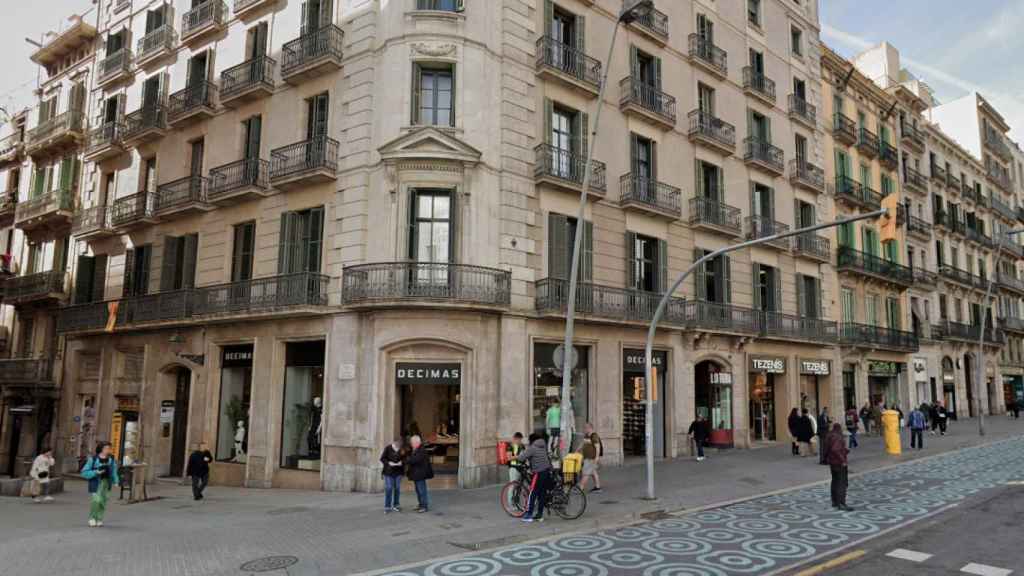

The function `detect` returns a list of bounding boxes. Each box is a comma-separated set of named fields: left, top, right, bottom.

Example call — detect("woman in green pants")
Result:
left=80, top=442, right=120, bottom=527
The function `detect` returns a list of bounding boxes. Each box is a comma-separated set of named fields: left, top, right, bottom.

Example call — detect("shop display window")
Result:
left=532, top=343, right=589, bottom=435
left=217, top=345, right=253, bottom=462
left=280, top=341, right=325, bottom=470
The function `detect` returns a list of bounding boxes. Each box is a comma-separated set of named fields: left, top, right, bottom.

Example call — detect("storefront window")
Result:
left=217, top=345, right=253, bottom=462
left=621, top=349, right=668, bottom=457
left=280, top=341, right=325, bottom=470
left=695, top=361, right=733, bottom=446
left=533, top=343, right=589, bottom=436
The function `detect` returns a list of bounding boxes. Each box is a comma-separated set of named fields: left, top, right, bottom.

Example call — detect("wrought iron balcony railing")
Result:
left=938, top=264, right=987, bottom=290
left=221, top=55, right=276, bottom=101
left=535, top=36, right=601, bottom=90
left=15, top=187, right=74, bottom=225
left=167, top=80, right=218, bottom=122
left=110, top=191, right=155, bottom=228
left=26, top=109, right=85, bottom=149
left=762, top=311, right=838, bottom=342
left=155, top=175, right=208, bottom=213
left=689, top=197, right=742, bottom=236
left=792, top=233, right=831, bottom=261
left=930, top=163, right=947, bottom=183
left=137, top=24, right=176, bottom=62
left=906, top=213, right=931, bottom=238
left=97, top=48, right=132, bottom=85
left=990, top=193, right=1016, bottom=221
left=269, top=136, right=340, bottom=182
left=181, top=0, right=227, bottom=39
left=789, top=159, right=825, bottom=192
left=788, top=95, right=816, bottom=126
left=415, top=0, right=464, bottom=9
left=947, top=174, right=961, bottom=192
left=85, top=122, right=123, bottom=157
left=943, top=320, right=1004, bottom=344
left=72, top=205, right=113, bottom=236
left=900, top=121, right=925, bottom=149
left=208, top=158, right=271, bottom=200
left=687, top=110, right=735, bottom=151
left=839, top=322, right=919, bottom=351
left=903, top=166, right=928, bottom=193
left=913, top=267, right=938, bottom=285
left=121, top=105, right=167, bottom=142
left=984, top=126, right=1012, bottom=161
left=342, top=262, right=510, bottom=307
left=536, top=278, right=688, bottom=325
left=534, top=144, right=607, bottom=193
left=630, top=5, right=669, bottom=41
left=619, top=76, right=676, bottom=125
left=879, top=141, right=898, bottom=170
left=833, top=175, right=863, bottom=206
left=619, top=174, right=682, bottom=218
left=832, top=113, right=857, bottom=144
left=3, top=270, right=66, bottom=302
left=746, top=216, right=790, bottom=249
left=683, top=300, right=761, bottom=334
left=281, top=24, right=344, bottom=79
left=857, top=128, right=879, bottom=157
left=988, top=162, right=1012, bottom=191
left=0, top=359, right=55, bottom=384
left=1000, top=316, right=1024, bottom=334
left=688, top=34, right=726, bottom=76
left=742, top=67, right=776, bottom=102
left=998, top=273, right=1024, bottom=294
left=837, top=246, right=914, bottom=286
left=743, top=137, right=784, bottom=173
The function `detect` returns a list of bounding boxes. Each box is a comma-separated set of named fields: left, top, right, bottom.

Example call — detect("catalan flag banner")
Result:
left=106, top=301, right=119, bottom=332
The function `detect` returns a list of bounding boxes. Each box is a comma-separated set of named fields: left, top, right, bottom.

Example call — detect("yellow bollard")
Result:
left=881, top=409, right=901, bottom=455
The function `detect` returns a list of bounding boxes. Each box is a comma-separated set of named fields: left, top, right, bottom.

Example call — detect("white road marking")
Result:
left=1005, top=480, right=1024, bottom=485
left=886, top=549, right=933, bottom=562
left=961, top=563, right=1013, bottom=576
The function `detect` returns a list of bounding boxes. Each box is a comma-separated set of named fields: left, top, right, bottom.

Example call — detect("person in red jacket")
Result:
left=826, top=423, right=852, bottom=511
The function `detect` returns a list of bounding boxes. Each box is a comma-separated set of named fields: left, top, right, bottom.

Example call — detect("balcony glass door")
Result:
left=551, top=107, right=573, bottom=180
left=410, top=190, right=452, bottom=288
left=549, top=9, right=574, bottom=71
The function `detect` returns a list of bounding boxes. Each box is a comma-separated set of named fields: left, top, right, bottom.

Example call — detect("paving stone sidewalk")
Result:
left=0, top=417, right=1021, bottom=576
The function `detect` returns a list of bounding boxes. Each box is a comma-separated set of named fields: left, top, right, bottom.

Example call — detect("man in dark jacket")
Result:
left=797, top=409, right=815, bottom=456
left=826, top=423, right=852, bottom=511
left=405, top=435, right=433, bottom=513
left=817, top=408, right=830, bottom=464
left=380, top=437, right=405, bottom=513
left=787, top=409, right=801, bottom=456
left=517, top=433, right=553, bottom=523
left=687, top=414, right=710, bottom=461
left=186, top=442, right=213, bottom=501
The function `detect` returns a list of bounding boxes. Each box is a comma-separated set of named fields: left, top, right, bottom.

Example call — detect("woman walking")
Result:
left=81, top=442, right=120, bottom=527
left=787, top=408, right=801, bottom=456
left=380, top=436, right=405, bottom=513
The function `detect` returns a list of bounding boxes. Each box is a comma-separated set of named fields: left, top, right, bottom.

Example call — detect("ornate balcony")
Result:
left=181, top=0, right=227, bottom=44
left=84, top=122, right=125, bottom=162
left=879, top=141, right=898, bottom=171
left=28, top=16, right=96, bottom=69
left=742, top=67, right=776, bottom=105
left=991, top=194, right=1016, bottom=221
left=984, top=126, right=1012, bottom=161
left=687, top=110, right=735, bottom=155
left=930, top=163, right=947, bottom=184
left=792, top=233, right=831, bottom=263
left=72, top=205, right=115, bottom=240
left=856, top=128, right=879, bottom=158
left=687, top=34, right=727, bottom=78
left=913, top=267, right=938, bottom=287
left=58, top=273, right=331, bottom=334
left=110, top=191, right=158, bottom=230
left=208, top=158, right=273, bottom=205
left=900, top=122, right=925, bottom=152
left=97, top=49, right=133, bottom=88
left=535, top=279, right=693, bottom=328
left=689, top=197, right=742, bottom=238
left=789, top=159, right=825, bottom=193
left=833, top=176, right=863, bottom=208
left=0, top=359, right=55, bottom=385
left=832, top=113, right=857, bottom=146
left=535, top=36, right=600, bottom=96
left=15, top=188, right=74, bottom=232
left=746, top=216, right=790, bottom=249
left=269, top=136, right=339, bottom=189
left=619, top=76, right=676, bottom=130
left=683, top=300, right=762, bottom=335
left=947, top=174, right=961, bottom=193
left=26, top=110, right=85, bottom=156
left=3, top=270, right=67, bottom=305
left=938, top=264, right=987, bottom=290
left=943, top=320, right=1004, bottom=345
left=533, top=144, right=606, bottom=196
left=0, top=132, right=25, bottom=167
left=627, top=5, right=669, bottom=45
left=0, top=191, right=16, bottom=228
left=221, top=56, right=276, bottom=107
left=905, top=213, right=932, bottom=241
left=281, top=25, right=344, bottom=84
left=342, top=262, right=510, bottom=309
left=762, top=312, right=838, bottom=343
left=234, top=0, right=277, bottom=18
left=840, top=322, right=919, bottom=352
left=743, top=138, right=784, bottom=176
left=1000, top=316, right=1024, bottom=334
left=837, top=246, right=914, bottom=288
left=988, top=162, right=1012, bottom=192
left=619, top=174, right=681, bottom=220
left=903, top=166, right=928, bottom=195
left=154, top=175, right=211, bottom=217
left=788, top=95, right=816, bottom=128
left=998, top=273, right=1024, bottom=296
left=121, top=106, right=167, bottom=147
left=136, top=24, right=176, bottom=68
left=167, top=81, right=218, bottom=127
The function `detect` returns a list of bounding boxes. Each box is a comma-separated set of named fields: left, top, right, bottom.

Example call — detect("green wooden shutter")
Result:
left=794, top=199, right=802, bottom=228
left=58, top=157, right=73, bottom=191
left=752, top=262, right=762, bottom=309
left=161, top=236, right=180, bottom=291
left=74, top=255, right=95, bottom=304
left=653, top=55, right=663, bottom=90
left=629, top=45, right=639, bottom=78
left=695, top=159, right=705, bottom=198
left=723, top=255, right=732, bottom=303
left=630, top=133, right=639, bottom=176
left=122, top=248, right=135, bottom=297
left=278, top=212, right=295, bottom=274
left=693, top=248, right=707, bottom=300
left=306, top=207, right=324, bottom=273
left=650, top=140, right=658, bottom=181
left=575, top=13, right=586, bottom=52
left=772, top=268, right=782, bottom=312
left=716, top=165, right=724, bottom=202
left=796, top=274, right=806, bottom=317
left=581, top=219, right=593, bottom=283
left=657, top=239, right=668, bottom=293
left=548, top=213, right=568, bottom=280
left=580, top=112, right=589, bottom=160
left=626, top=231, right=637, bottom=289
left=543, top=98, right=553, bottom=144
left=815, top=278, right=824, bottom=319
left=92, top=254, right=107, bottom=302
left=182, top=233, right=198, bottom=288
left=543, top=0, right=553, bottom=36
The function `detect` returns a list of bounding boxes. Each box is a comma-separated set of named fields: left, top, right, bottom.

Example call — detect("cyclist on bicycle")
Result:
left=516, top=432, right=553, bottom=523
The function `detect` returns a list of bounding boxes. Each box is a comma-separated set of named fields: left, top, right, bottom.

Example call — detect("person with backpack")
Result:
left=517, top=432, right=553, bottom=523
left=845, top=407, right=860, bottom=448
left=909, top=404, right=927, bottom=450
left=405, top=435, right=433, bottom=513
left=578, top=423, right=603, bottom=493
left=80, top=442, right=120, bottom=527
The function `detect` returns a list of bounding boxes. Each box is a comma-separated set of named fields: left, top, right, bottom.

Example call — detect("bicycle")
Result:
left=500, top=463, right=587, bottom=520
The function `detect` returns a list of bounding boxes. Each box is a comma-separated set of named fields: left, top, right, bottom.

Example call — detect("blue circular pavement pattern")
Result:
left=381, top=437, right=1024, bottom=575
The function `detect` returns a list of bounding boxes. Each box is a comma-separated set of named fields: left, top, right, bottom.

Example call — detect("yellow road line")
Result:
left=793, top=550, right=866, bottom=576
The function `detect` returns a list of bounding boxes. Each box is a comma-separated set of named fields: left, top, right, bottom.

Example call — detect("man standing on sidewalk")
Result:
left=845, top=407, right=860, bottom=449
left=186, top=442, right=213, bottom=501
left=909, top=405, right=926, bottom=450
left=578, top=423, right=602, bottom=493
left=826, top=423, right=852, bottom=511
left=688, top=414, right=710, bottom=462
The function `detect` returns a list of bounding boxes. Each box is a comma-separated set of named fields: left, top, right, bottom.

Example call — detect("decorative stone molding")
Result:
left=410, top=42, right=457, bottom=59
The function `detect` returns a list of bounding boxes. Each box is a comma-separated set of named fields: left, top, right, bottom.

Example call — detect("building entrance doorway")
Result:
left=749, top=373, right=776, bottom=442
left=964, top=354, right=975, bottom=417
left=621, top=349, right=667, bottom=458
left=4, top=404, right=27, bottom=477
left=397, top=362, right=462, bottom=481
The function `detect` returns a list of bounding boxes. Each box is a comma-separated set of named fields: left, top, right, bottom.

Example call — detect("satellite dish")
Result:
left=552, top=345, right=579, bottom=371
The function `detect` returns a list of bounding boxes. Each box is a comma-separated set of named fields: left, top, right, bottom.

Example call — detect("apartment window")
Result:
left=544, top=100, right=587, bottom=179
left=841, top=288, right=855, bottom=322
left=883, top=240, right=899, bottom=263
left=935, top=240, right=944, bottom=267
left=123, top=244, right=152, bottom=297
left=939, top=293, right=948, bottom=320
left=795, top=133, right=808, bottom=164
left=306, top=92, right=329, bottom=140
left=416, top=0, right=463, bottom=11
left=18, top=318, right=34, bottom=358
left=790, top=26, right=803, bottom=56
left=838, top=222, right=854, bottom=247
left=698, top=83, right=715, bottom=116
left=795, top=199, right=815, bottom=228
left=753, top=263, right=780, bottom=311
left=302, top=0, right=334, bottom=31
left=751, top=182, right=774, bottom=220
left=278, top=206, right=324, bottom=274
left=696, top=13, right=715, bottom=44
left=627, top=233, right=666, bottom=293
left=793, top=77, right=807, bottom=101
left=951, top=246, right=960, bottom=269
left=632, top=47, right=659, bottom=87
left=246, top=22, right=269, bottom=60
left=549, top=4, right=577, bottom=47
left=189, top=138, right=205, bottom=177
left=232, top=221, right=256, bottom=282
left=866, top=294, right=880, bottom=326
left=881, top=174, right=893, bottom=196
left=860, top=164, right=872, bottom=189
left=887, top=296, right=901, bottom=330
left=242, top=115, right=262, bottom=160
left=858, top=111, right=867, bottom=131
left=748, top=109, right=770, bottom=143
left=630, top=133, right=656, bottom=182
left=696, top=160, right=723, bottom=201
left=412, top=63, right=454, bottom=127
left=797, top=275, right=821, bottom=318
left=747, top=0, right=762, bottom=27
left=748, top=48, right=765, bottom=75
left=409, top=190, right=452, bottom=267
left=548, top=213, right=593, bottom=281
left=73, top=254, right=108, bottom=304
left=862, top=227, right=879, bottom=257
left=160, top=234, right=199, bottom=291
left=103, top=172, right=116, bottom=203
left=695, top=249, right=731, bottom=303
left=954, top=298, right=963, bottom=323
left=145, top=4, right=168, bottom=33
left=142, top=157, right=157, bottom=193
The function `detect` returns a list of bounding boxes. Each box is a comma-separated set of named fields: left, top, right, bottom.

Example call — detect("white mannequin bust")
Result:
left=313, top=397, right=323, bottom=436
left=233, top=420, right=247, bottom=463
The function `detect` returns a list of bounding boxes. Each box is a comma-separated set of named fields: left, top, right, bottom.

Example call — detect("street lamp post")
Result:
left=976, top=228, right=1024, bottom=436
left=558, top=0, right=654, bottom=455
left=642, top=209, right=889, bottom=500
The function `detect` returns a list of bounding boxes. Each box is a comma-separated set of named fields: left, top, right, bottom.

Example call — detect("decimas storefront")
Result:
left=621, top=349, right=668, bottom=458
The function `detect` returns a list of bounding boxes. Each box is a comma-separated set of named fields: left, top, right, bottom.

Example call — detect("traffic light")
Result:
left=879, top=193, right=900, bottom=242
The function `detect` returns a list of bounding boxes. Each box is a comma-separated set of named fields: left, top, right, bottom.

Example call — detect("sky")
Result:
left=820, top=0, right=1024, bottom=141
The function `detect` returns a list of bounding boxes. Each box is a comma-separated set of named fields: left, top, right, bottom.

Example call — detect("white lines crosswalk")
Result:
left=961, top=563, right=1013, bottom=576
left=886, top=548, right=933, bottom=563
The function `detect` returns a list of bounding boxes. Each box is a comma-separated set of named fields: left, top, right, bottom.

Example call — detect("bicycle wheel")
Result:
left=500, top=481, right=528, bottom=517
left=555, top=485, right=587, bottom=520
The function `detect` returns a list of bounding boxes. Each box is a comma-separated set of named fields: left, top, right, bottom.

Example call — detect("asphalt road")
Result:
left=825, top=484, right=1023, bottom=575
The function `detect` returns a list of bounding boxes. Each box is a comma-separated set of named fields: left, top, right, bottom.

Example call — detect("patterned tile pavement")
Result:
left=379, top=437, right=1024, bottom=576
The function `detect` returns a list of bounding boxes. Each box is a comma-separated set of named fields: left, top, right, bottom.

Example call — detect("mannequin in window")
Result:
left=308, top=397, right=323, bottom=459
left=233, top=420, right=248, bottom=463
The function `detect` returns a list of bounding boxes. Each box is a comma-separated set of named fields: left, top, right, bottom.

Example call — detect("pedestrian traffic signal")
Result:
left=879, top=194, right=900, bottom=242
